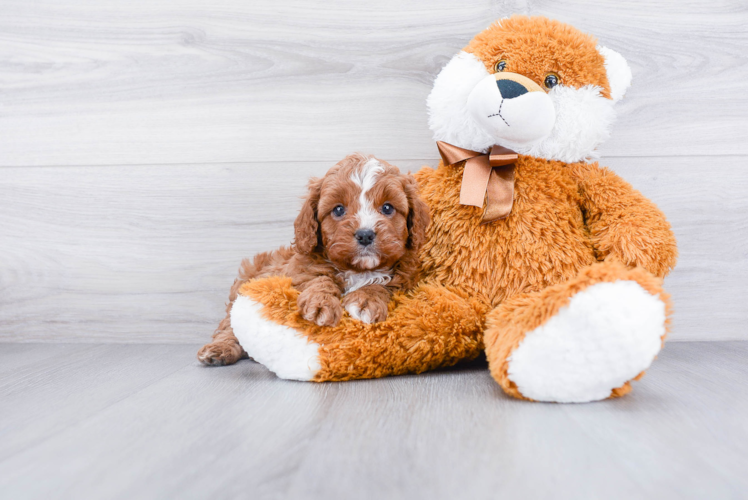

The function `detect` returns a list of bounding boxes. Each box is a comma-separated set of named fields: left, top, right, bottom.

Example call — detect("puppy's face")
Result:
left=294, top=154, right=429, bottom=272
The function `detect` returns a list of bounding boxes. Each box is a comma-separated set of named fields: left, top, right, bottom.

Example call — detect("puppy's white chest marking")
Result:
left=341, top=270, right=392, bottom=295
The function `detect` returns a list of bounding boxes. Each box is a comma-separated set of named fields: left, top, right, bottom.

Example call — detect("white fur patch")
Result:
left=427, top=51, right=496, bottom=153
left=598, top=46, right=632, bottom=102
left=344, top=302, right=373, bottom=324
left=502, top=85, right=617, bottom=164
left=351, top=158, right=384, bottom=231
left=341, top=270, right=392, bottom=295
left=230, top=295, right=321, bottom=381
left=428, top=51, right=619, bottom=163
left=507, top=281, right=666, bottom=403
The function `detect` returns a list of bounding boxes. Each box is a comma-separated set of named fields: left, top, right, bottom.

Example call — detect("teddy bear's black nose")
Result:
left=497, top=79, right=528, bottom=99
left=355, top=229, right=376, bottom=247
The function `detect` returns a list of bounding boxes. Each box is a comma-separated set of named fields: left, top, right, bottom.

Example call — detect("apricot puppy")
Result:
left=198, top=153, right=430, bottom=366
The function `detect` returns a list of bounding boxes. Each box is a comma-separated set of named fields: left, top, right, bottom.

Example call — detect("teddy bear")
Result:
left=225, top=15, right=678, bottom=403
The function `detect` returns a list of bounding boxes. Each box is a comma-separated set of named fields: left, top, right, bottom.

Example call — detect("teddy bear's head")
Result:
left=427, top=16, right=632, bottom=163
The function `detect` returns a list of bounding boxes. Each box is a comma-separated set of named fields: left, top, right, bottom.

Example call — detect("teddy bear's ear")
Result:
left=597, top=46, right=632, bottom=102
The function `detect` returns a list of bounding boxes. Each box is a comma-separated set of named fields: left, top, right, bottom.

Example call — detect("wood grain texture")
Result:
left=0, top=342, right=746, bottom=499
left=0, top=156, right=745, bottom=343
left=0, top=344, right=196, bottom=462
left=0, top=0, right=746, bottom=166
left=0, top=0, right=745, bottom=343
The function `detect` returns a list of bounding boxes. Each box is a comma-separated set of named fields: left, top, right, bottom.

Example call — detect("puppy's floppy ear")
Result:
left=402, top=174, right=430, bottom=251
left=293, top=177, right=323, bottom=255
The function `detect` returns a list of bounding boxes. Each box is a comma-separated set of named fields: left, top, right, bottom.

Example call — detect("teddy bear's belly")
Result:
left=416, top=161, right=598, bottom=306
left=421, top=204, right=597, bottom=307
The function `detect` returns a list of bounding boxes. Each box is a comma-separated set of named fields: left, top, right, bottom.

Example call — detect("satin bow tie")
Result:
left=436, top=141, right=518, bottom=222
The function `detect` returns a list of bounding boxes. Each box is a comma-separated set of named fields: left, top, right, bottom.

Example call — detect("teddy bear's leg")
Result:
left=230, top=276, right=487, bottom=381
left=484, top=261, right=671, bottom=403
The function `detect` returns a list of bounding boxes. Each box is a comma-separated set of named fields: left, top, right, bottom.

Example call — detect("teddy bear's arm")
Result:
left=569, top=162, right=678, bottom=278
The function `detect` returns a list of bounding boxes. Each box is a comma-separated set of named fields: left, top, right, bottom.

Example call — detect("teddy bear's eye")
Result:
left=494, top=60, right=507, bottom=72
left=544, top=73, right=560, bottom=89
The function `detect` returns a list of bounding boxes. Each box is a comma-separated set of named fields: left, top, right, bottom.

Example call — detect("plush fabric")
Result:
left=229, top=15, right=678, bottom=403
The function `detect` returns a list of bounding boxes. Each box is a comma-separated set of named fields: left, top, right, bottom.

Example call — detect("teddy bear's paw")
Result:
left=230, top=295, right=321, bottom=381
left=342, top=292, right=388, bottom=324
left=507, top=280, right=666, bottom=403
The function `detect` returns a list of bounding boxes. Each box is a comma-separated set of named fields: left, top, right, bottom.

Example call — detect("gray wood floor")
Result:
left=1, top=342, right=746, bottom=499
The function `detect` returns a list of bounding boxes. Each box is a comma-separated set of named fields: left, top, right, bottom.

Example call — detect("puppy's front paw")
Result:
left=342, top=291, right=388, bottom=324
left=298, top=290, right=342, bottom=327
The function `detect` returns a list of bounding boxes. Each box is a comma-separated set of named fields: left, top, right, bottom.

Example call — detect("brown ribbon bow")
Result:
left=436, top=141, right=518, bottom=222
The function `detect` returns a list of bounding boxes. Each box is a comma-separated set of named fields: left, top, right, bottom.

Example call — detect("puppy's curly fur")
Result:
left=198, top=153, right=430, bottom=366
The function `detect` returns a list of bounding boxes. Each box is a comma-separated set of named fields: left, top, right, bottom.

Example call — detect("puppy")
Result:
left=198, top=153, right=430, bottom=366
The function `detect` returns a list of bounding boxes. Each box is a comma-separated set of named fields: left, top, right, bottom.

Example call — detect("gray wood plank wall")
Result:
left=1, top=0, right=746, bottom=342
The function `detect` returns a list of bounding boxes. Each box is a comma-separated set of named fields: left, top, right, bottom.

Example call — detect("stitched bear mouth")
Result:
left=487, top=99, right=510, bottom=126
left=466, top=72, right=556, bottom=146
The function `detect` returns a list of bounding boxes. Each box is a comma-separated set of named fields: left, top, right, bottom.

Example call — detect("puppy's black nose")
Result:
left=497, top=79, right=528, bottom=99
left=355, top=229, right=376, bottom=247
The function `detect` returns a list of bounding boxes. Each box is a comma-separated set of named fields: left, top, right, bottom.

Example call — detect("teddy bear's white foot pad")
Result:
left=230, top=295, right=321, bottom=381
left=507, top=281, right=666, bottom=403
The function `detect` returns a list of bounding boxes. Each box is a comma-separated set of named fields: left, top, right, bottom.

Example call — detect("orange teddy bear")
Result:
left=219, top=16, right=677, bottom=403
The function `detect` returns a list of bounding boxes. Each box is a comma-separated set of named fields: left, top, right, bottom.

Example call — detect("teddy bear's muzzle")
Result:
left=467, top=72, right=556, bottom=146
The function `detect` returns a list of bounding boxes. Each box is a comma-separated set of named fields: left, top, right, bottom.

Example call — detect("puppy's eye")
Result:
left=332, top=205, right=346, bottom=218
left=381, top=203, right=395, bottom=216
left=494, top=59, right=507, bottom=72
left=544, top=73, right=560, bottom=89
